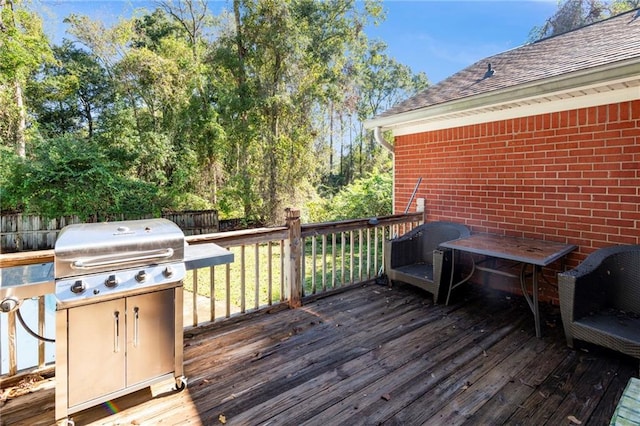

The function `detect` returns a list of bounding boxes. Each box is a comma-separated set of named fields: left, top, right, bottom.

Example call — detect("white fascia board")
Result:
left=392, top=83, right=639, bottom=136
left=364, top=59, right=640, bottom=134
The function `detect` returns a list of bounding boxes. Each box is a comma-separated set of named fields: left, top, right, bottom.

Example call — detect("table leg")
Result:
left=519, top=263, right=541, bottom=338
left=533, top=266, right=541, bottom=338
left=445, top=250, right=475, bottom=306
left=446, top=249, right=457, bottom=306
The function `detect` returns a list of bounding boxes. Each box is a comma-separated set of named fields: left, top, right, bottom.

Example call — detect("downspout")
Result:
left=373, top=126, right=394, bottom=153
left=373, top=126, right=396, bottom=214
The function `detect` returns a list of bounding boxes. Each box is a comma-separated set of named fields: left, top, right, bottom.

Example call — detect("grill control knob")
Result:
left=163, top=266, right=174, bottom=278
left=105, top=274, right=119, bottom=288
left=71, top=280, right=86, bottom=294
left=135, top=270, right=147, bottom=283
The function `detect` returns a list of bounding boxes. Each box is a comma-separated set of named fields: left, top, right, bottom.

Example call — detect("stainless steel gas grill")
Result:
left=54, top=219, right=188, bottom=424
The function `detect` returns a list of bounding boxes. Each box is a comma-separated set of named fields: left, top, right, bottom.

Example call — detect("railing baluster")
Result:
left=366, top=228, right=371, bottom=279
left=254, top=243, right=259, bottom=310
left=331, top=233, right=336, bottom=288
left=358, top=229, right=363, bottom=282
left=210, top=266, right=215, bottom=322
left=38, top=296, right=45, bottom=367
left=192, top=271, right=198, bottom=327
left=321, top=234, right=327, bottom=292
left=340, top=232, right=345, bottom=287
left=349, top=230, right=354, bottom=285
left=225, top=262, right=231, bottom=318
left=280, top=240, right=285, bottom=302
left=240, top=245, right=246, bottom=313
left=268, top=241, right=274, bottom=304
left=311, top=236, right=317, bottom=294
left=8, top=311, right=17, bottom=376
left=374, top=227, right=379, bottom=278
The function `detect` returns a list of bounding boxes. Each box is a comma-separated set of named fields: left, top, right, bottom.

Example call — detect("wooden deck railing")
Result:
left=0, top=211, right=423, bottom=379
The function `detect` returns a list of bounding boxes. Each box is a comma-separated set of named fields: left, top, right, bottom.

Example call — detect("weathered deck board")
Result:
left=0, top=282, right=636, bottom=425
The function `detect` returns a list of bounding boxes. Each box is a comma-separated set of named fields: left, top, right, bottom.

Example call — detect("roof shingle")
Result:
left=377, top=8, right=640, bottom=119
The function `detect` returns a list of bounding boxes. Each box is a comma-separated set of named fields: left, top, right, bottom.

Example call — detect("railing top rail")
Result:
left=301, top=213, right=423, bottom=238
left=0, top=249, right=54, bottom=269
left=186, top=227, right=288, bottom=247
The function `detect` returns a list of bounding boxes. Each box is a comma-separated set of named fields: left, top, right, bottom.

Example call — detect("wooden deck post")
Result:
left=284, top=208, right=302, bottom=308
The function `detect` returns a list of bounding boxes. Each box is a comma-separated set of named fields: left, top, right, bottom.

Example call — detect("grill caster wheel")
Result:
left=174, top=376, right=187, bottom=391
left=57, top=419, right=75, bottom=426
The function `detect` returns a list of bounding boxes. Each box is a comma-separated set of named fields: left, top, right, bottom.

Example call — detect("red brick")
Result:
left=392, top=100, right=640, bottom=306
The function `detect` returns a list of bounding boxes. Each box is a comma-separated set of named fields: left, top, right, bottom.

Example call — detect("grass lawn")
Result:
left=184, top=236, right=385, bottom=310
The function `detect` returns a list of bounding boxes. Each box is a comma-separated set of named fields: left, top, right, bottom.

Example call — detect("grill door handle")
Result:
left=114, top=311, right=120, bottom=353
left=71, top=248, right=175, bottom=270
left=133, top=307, right=139, bottom=347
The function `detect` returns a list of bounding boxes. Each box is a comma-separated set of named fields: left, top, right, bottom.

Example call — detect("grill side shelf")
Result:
left=184, top=243, right=234, bottom=270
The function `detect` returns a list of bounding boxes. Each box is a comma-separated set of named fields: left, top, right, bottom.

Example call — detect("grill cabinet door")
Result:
left=126, top=289, right=175, bottom=386
left=68, top=299, right=126, bottom=407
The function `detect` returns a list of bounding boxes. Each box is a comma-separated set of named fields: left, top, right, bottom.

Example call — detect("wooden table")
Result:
left=440, top=233, right=577, bottom=338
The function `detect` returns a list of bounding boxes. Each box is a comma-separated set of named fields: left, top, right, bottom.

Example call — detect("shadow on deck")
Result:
left=2, top=282, right=636, bottom=425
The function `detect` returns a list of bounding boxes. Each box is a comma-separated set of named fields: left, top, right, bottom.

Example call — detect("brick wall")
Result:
left=394, top=99, right=640, bottom=304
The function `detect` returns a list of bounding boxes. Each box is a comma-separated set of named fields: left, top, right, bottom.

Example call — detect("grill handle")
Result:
left=133, top=307, right=139, bottom=347
left=71, top=248, right=175, bottom=270
left=114, top=311, right=120, bottom=353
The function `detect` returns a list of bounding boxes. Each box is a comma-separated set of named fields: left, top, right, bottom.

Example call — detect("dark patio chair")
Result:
left=558, top=244, right=640, bottom=361
left=384, top=221, right=471, bottom=303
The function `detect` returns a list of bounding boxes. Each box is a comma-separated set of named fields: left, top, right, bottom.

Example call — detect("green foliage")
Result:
left=0, top=1, right=53, bottom=81
left=2, top=1, right=429, bottom=222
left=213, top=0, right=389, bottom=224
left=307, top=169, right=392, bottom=222
left=3, top=136, right=162, bottom=219
left=0, top=146, right=22, bottom=210
left=1, top=0, right=54, bottom=155
left=27, top=41, right=113, bottom=139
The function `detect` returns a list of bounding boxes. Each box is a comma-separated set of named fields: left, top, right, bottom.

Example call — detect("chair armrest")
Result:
left=559, top=245, right=638, bottom=321
left=558, top=269, right=600, bottom=324
left=385, top=236, right=420, bottom=270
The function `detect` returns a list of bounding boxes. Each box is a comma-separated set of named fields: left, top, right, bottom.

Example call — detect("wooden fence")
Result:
left=0, top=211, right=222, bottom=252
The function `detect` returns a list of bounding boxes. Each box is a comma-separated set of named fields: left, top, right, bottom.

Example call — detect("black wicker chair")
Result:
left=558, top=244, right=640, bottom=360
left=384, top=221, right=471, bottom=304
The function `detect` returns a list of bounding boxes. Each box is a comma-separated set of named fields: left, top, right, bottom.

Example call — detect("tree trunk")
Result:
left=1, top=0, right=26, bottom=158
left=233, top=0, right=253, bottom=221
left=329, top=101, right=334, bottom=173
left=14, top=79, right=26, bottom=158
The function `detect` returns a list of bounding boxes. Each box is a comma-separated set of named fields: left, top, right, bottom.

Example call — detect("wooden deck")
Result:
left=2, top=282, right=637, bottom=425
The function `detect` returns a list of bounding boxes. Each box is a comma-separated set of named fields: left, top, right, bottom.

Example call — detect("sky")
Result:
left=367, top=0, right=558, bottom=83
left=37, top=0, right=560, bottom=84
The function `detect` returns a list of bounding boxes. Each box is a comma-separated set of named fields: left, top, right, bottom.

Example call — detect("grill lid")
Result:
left=55, top=219, right=185, bottom=279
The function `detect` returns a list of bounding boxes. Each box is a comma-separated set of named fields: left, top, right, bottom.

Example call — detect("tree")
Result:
left=529, top=0, right=639, bottom=40
left=214, top=0, right=386, bottom=224
left=0, top=0, right=53, bottom=156
left=65, top=6, right=225, bottom=209
left=27, top=41, right=112, bottom=138
left=1, top=1, right=431, bottom=223
left=317, top=39, right=428, bottom=192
